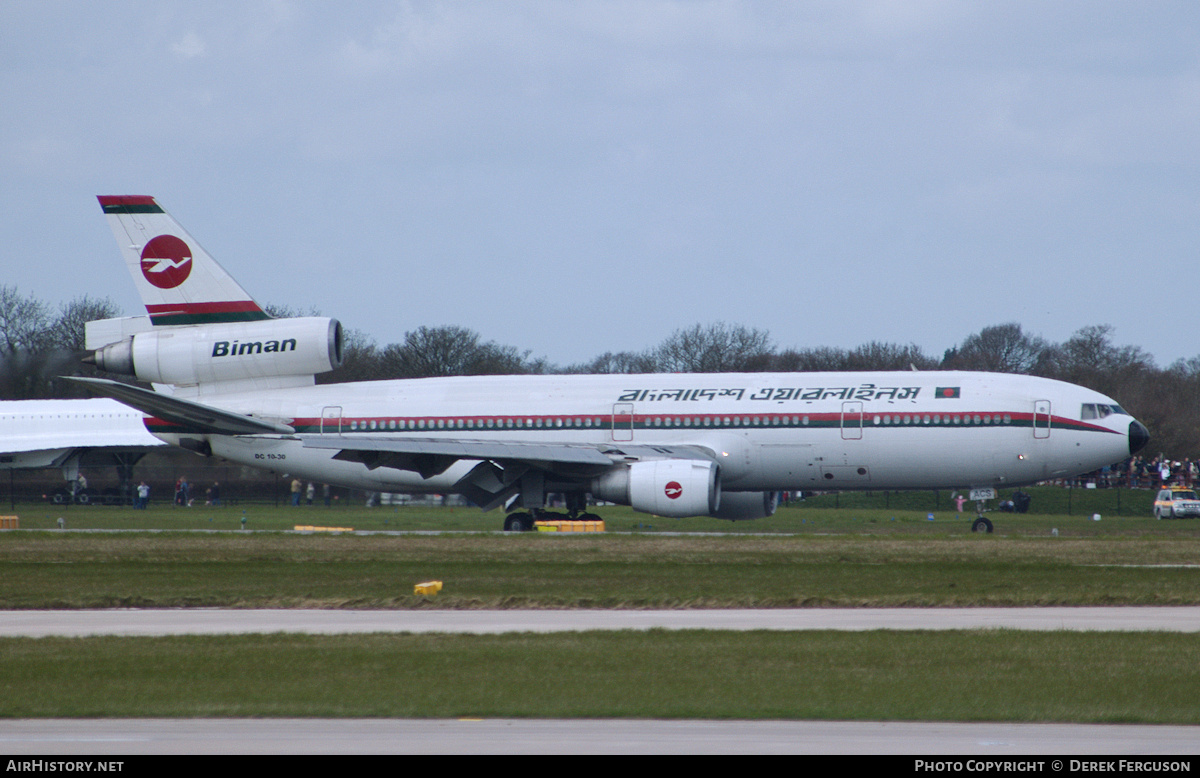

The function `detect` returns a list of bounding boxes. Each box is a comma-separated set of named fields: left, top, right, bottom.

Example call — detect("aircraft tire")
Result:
left=971, top=517, right=994, bottom=534
left=504, top=512, right=534, bottom=532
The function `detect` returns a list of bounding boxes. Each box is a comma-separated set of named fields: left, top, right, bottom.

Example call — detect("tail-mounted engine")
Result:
left=88, top=317, right=343, bottom=387
left=591, top=459, right=720, bottom=518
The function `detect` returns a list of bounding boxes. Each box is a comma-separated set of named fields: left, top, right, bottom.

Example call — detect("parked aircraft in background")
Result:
left=74, top=196, right=1149, bottom=531
left=0, top=397, right=165, bottom=502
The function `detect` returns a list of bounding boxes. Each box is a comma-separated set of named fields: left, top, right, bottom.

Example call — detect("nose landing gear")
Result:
left=969, top=488, right=996, bottom=533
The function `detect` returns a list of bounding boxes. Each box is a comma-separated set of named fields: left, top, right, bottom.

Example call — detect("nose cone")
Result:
left=1129, top=419, right=1150, bottom=456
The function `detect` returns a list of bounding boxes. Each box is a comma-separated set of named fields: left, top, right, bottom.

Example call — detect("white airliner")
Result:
left=74, top=195, right=1150, bottom=531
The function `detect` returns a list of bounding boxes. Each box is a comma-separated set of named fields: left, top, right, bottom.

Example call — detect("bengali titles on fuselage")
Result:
left=617, top=383, right=927, bottom=404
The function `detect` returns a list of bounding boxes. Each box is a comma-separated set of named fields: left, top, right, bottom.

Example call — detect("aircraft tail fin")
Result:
left=97, top=196, right=269, bottom=326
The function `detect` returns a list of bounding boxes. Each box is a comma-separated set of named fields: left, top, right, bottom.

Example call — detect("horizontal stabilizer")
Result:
left=67, top=376, right=294, bottom=436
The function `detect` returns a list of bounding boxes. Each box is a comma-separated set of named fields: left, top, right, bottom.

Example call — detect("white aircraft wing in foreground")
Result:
left=0, top=397, right=165, bottom=471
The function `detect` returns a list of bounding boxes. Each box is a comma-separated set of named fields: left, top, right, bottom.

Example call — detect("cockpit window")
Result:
left=1081, top=403, right=1129, bottom=420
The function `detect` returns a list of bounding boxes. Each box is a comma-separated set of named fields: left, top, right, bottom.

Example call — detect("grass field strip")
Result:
left=2, top=630, right=1200, bottom=722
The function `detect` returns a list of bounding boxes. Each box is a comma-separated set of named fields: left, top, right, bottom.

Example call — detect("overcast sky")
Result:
left=3, top=1, right=1198, bottom=368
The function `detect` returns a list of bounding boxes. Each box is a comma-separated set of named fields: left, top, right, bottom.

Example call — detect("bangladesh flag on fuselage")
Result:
left=936, top=387, right=961, bottom=399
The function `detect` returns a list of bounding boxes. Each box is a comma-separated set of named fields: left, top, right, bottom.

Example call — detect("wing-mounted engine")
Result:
left=710, top=491, right=780, bottom=520
left=88, top=317, right=343, bottom=389
left=591, top=459, right=720, bottom=518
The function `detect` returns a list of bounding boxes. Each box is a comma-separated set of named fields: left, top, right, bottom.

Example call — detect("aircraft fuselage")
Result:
left=150, top=370, right=1142, bottom=496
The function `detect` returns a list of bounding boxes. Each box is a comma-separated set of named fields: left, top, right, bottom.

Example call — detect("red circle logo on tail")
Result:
left=665, top=481, right=683, bottom=499
left=140, top=235, right=193, bottom=289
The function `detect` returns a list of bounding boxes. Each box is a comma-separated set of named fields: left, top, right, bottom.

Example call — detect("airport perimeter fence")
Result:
left=795, top=484, right=1156, bottom=517
left=1, top=459, right=369, bottom=509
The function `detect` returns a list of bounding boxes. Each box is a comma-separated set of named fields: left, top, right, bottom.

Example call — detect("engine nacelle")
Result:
left=90, top=317, right=343, bottom=387
left=710, top=491, right=780, bottom=521
left=591, top=459, right=719, bottom=518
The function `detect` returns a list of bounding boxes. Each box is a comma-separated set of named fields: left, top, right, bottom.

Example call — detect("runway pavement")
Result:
left=2, top=606, right=1200, bottom=637
left=2, top=718, right=1199, bottom=755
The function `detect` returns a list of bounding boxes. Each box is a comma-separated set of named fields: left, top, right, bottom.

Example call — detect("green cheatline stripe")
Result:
left=150, top=311, right=272, bottom=325
left=101, top=203, right=164, bottom=215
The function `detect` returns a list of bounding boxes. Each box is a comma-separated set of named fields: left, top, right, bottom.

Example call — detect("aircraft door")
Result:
left=1033, top=400, right=1051, bottom=439
left=612, top=403, right=634, bottom=442
left=841, top=401, right=864, bottom=440
left=320, top=406, right=343, bottom=435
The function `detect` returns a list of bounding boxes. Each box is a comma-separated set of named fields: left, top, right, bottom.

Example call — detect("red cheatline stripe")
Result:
left=146, top=301, right=264, bottom=315
left=145, top=412, right=1118, bottom=435
left=98, top=195, right=157, bottom=207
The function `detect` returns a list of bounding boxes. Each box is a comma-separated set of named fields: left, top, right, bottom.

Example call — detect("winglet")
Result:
left=97, top=195, right=270, bottom=326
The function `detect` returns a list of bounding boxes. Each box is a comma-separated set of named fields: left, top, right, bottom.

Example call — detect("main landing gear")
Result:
left=503, top=508, right=604, bottom=532
left=503, top=493, right=602, bottom=532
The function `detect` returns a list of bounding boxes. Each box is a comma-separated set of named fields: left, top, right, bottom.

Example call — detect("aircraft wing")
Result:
left=301, top=435, right=717, bottom=474
left=301, top=435, right=616, bottom=478
left=0, top=397, right=167, bottom=470
left=2, top=429, right=164, bottom=454
left=67, top=376, right=294, bottom=436
left=299, top=435, right=719, bottom=510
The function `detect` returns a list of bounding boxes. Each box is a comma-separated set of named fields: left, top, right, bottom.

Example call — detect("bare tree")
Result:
left=942, top=323, right=1048, bottom=374
left=1141, top=357, right=1200, bottom=459
left=0, top=285, right=54, bottom=398
left=0, top=285, right=51, bottom=355
left=263, top=303, right=321, bottom=319
left=47, top=295, right=124, bottom=352
left=845, top=341, right=939, bottom=371
left=767, top=343, right=936, bottom=372
left=1038, top=325, right=1155, bottom=390
left=654, top=322, right=774, bottom=373
left=563, top=350, right=660, bottom=374
left=381, top=326, right=484, bottom=378
left=378, top=325, right=542, bottom=379
left=771, top=346, right=851, bottom=372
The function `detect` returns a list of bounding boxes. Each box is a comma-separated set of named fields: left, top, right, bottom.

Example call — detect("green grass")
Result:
left=2, top=630, right=1199, bottom=722
left=2, top=532, right=1199, bottom=608
left=0, top=485, right=1189, bottom=537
